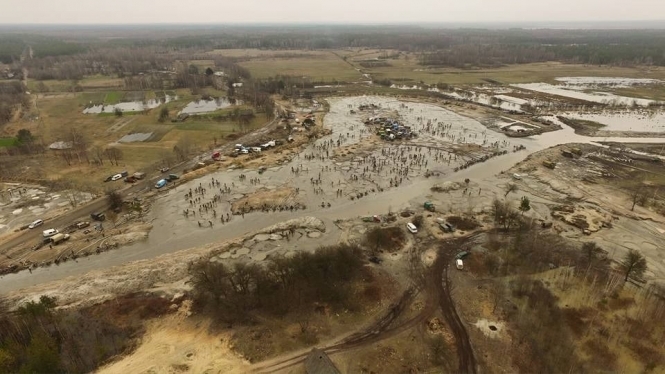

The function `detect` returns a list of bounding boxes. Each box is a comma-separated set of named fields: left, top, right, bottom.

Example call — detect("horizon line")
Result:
left=1, top=20, right=665, bottom=27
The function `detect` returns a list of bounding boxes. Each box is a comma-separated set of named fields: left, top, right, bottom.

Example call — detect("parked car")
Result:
left=133, top=172, right=146, bottom=179
left=439, top=222, right=455, bottom=233
left=155, top=179, right=168, bottom=189
left=455, top=251, right=469, bottom=260
left=50, top=233, right=70, bottom=245
left=76, top=221, right=90, bottom=229
left=124, top=176, right=137, bottom=183
left=512, top=173, right=522, bottom=180
left=456, top=259, right=464, bottom=270
left=406, top=222, right=418, bottom=234
left=160, top=167, right=170, bottom=173
left=369, top=256, right=382, bottom=264
left=42, top=228, right=59, bottom=238
left=91, top=212, right=106, bottom=221
left=111, top=174, right=122, bottom=181
left=28, top=219, right=44, bottom=229
left=166, top=174, right=179, bottom=181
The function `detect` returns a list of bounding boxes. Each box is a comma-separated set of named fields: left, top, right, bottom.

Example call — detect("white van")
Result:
left=42, top=228, right=59, bottom=238
left=28, top=219, right=44, bottom=229
left=406, top=222, right=418, bottom=234
left=456, top=259, right=464, bottom=270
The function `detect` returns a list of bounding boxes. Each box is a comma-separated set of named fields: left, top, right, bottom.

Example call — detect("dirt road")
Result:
left=0, top=116, right=282, bottom=261
left=435, top=239, right=477, bottom=374
left=251, top=238, right=477, bottom=373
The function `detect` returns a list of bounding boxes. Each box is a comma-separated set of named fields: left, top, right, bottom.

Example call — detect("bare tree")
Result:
left=504, top=183, right=518, bottom=197
left=173, top=136, right=193, bottom=162
left=519, top=196, right=531, bottom=215
left=67, top=128, right=89, bottom=164
left=106, top=189, right=124, bottom=211
left=159, top=149, right=175, bottom=168
left=492, top=198, right=520, bottom=231
left=620, top=249, right=647, bottom=282
left=104, top=148, right=123, bottom=166
left=91, top=145, right=105, bottom=166
left=629, top=182, right=649, bottom=211
left=582, top=242, right=603, bottom=265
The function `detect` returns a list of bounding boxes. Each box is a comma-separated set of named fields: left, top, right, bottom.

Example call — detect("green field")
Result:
left=239, top=52, right=361, bottom=82
left=104, top=91, right=123, bottom=104
left=0, top=138, right=17, bottom=148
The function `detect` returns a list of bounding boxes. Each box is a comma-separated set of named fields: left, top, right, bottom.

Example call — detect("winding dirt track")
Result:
left=436, top=243, right=477, bottom=374
left=250, top=238, right=477, bottom=373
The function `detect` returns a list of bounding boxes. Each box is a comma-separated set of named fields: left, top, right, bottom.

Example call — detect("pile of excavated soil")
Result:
left=551, top=204, right=613, bottom=233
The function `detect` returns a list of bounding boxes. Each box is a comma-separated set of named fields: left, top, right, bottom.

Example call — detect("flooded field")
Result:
left=513, top=82, right=660, bottom=106
left=83, top=95, right=176, bottom=114
left=178, top=97, right=238, bottom=115
left=562, top=110, right=665, bottom=133
left=554, top=77, right=663, bottom=87
left=4, top=95, right=665, bottom=292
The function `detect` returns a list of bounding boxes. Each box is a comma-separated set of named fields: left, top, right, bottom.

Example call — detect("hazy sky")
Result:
left=1, top=0, right=664, bottom=24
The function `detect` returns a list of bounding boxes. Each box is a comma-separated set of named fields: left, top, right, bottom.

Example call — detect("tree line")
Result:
left=0, top=294, right=172, bottom=373
left=189, top=244, right=366, bottom=323
left=0, top=82, right=29, bottom=127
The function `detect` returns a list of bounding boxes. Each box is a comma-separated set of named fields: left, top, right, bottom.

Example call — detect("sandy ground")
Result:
left=509, top=144, right=665, bottom=283
left=98, top=301, right=250, bottom=374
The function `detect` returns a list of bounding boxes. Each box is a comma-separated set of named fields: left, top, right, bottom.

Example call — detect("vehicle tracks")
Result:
left=252, top=238, right=477, bottom=373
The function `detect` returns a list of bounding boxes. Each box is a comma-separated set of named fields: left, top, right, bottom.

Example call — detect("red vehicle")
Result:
left=212, top=151, right=221, bottom=160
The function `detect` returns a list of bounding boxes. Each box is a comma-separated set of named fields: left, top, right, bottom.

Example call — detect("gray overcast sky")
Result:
left=1, top=0, right=664, bottom=24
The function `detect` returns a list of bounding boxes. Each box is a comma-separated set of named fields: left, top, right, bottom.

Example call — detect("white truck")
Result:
left=50, top=233, right=70, bottom=245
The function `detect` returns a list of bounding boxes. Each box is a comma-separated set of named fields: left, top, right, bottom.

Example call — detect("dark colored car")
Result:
left=91, top=212, right=106, bottom=221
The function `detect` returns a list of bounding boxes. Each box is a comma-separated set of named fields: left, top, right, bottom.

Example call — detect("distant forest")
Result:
left=1, top=27, right=665, bottom=67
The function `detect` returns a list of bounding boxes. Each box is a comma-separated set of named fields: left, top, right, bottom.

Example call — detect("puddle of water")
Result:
left=513, top=83, right=658, bottom=107
left=83, top=95, right=176, bottom=114
left=118, top=132, right=154, bottom=143
left=178, top=97, right=239, bottom=115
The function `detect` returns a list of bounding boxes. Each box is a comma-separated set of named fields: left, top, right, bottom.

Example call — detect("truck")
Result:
left=439, top=222, right=455, bottom=233
left=424, top=202, right=435, bottom=212
left=50, top=233, right=70, bottom=245
left=91, top=212, right=106, bottom=221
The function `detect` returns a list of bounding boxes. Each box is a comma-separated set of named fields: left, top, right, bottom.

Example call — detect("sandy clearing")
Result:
left=98, top=301, right=250, bottom=374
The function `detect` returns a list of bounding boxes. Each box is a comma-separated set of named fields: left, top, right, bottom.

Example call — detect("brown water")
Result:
left=3, top=96, right=665, bottom=293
